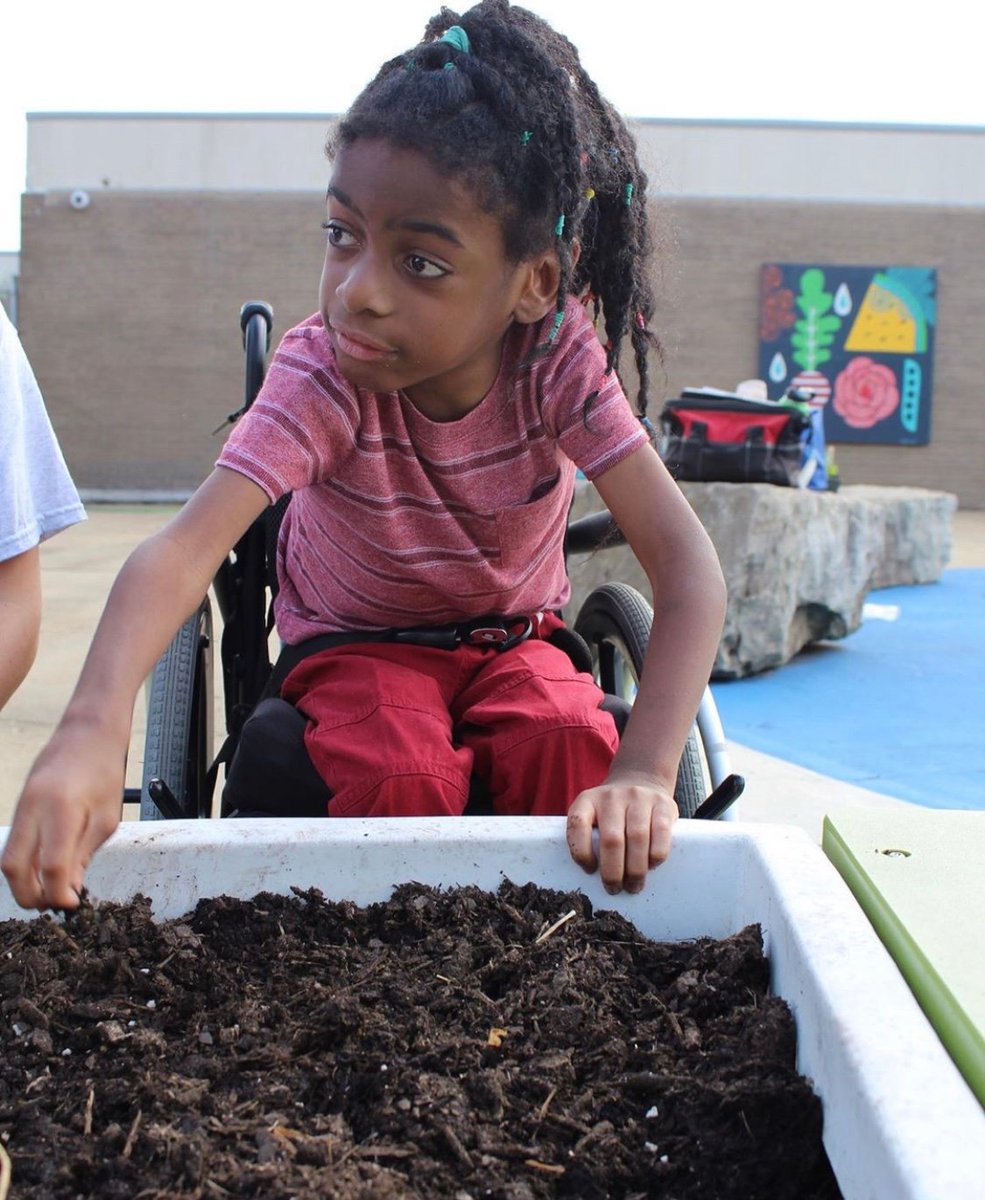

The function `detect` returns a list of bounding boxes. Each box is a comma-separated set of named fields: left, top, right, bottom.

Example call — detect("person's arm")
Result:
left=566, top=442, right=726, bottom=893
left=1, top=467, right=270, bottom=911
left=0, top=546, right=42, bottom=710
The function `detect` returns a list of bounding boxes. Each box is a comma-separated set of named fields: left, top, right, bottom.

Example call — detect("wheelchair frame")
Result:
left=136, top=303, right=738, bottom=822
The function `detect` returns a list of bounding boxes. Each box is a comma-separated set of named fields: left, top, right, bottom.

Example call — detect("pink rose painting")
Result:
left=833, top=356, right=900, bottom=429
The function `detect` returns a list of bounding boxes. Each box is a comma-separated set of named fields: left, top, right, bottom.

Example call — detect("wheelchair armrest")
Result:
left=564, top=510, right=625, bottom=555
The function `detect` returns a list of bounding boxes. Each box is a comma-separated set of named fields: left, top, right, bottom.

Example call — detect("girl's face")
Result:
left=319, top=139, right=558, bottom=421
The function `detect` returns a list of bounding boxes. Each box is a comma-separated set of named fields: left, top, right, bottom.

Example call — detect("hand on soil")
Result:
left=1, top=721, right=124, bottom=911
left=566, top=777, right=678, bottom=893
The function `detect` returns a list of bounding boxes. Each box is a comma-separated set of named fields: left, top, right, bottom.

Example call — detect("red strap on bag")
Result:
left=674, top=408, right=795, bottom=447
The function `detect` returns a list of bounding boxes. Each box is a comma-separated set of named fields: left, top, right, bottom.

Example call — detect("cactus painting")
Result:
left=758, top=263, right=936, bottom=446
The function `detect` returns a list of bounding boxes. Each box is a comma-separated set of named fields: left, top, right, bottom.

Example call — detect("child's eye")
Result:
left=405, top=254, right=448, bottom=279
left=321, top=221, right=356, bottom=248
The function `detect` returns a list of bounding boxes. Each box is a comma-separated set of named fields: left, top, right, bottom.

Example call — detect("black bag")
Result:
left=658, top=388, right=812, bottom=486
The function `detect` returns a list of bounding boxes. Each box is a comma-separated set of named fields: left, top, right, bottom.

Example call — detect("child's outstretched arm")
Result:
left=566, top=444, right=726, bottom=894
left=1, top=468, right=269, bottom=911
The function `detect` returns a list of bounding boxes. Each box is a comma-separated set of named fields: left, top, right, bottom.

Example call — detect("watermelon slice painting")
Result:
left=758, top=264, right=936, bottom=446
left=845, top=269, right=936, bottom=354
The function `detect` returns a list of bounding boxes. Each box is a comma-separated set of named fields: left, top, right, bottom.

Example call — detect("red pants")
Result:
left=279, top=622, right=619, bottom=818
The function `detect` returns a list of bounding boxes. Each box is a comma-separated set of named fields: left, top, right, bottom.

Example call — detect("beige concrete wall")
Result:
left=27, top=115, right=336, bottom=195
left=17, top=188, right=985, bottom=505
left=28, top=114, right=985, bottom=207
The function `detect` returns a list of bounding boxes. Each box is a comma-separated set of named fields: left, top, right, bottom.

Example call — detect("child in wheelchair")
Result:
left=2, top=0, right=725, bottom=912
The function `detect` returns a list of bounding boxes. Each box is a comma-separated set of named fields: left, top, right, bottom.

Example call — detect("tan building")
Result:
left=14, top=114, right=985, bottom=506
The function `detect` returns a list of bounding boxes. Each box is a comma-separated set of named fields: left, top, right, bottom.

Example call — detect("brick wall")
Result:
left=18, top=189, right=985, bottom=506
left=18, top=190, right=323, bottom=493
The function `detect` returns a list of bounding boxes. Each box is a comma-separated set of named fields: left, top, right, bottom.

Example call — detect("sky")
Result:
left=2, top=0, right=982, bottom=252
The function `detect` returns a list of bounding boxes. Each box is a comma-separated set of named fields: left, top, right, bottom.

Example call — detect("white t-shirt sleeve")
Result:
left=0, top=305, right=86, bottom=560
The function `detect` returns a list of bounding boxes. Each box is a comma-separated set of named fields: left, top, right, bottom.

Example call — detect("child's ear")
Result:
left=512, top=240, right=582, bottom=325
left=512, top=250, right=562, bottom=325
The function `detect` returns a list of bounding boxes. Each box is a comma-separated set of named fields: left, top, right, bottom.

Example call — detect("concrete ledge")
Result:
left=567, top=482, right=957, bottom=679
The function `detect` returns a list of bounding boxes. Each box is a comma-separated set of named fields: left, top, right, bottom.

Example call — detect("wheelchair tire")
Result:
left=573, top=581, right=707, bottom=818
left=141, top=598, right=214, bottom=820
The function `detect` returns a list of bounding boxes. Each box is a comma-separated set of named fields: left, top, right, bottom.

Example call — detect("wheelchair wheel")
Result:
left=141, top=597, right=214, bottom=820
left=574, top=581, right=707, bottom=818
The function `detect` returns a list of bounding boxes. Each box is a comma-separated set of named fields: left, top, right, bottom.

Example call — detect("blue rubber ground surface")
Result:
left=710, top=569, right=984, bottom=811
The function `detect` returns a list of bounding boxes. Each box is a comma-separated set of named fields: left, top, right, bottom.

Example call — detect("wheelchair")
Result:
left=132, top=303, right=740, bottom=824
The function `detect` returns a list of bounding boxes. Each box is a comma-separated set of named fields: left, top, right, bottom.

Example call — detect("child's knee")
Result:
left=485, top=713, right=619, bottom=816
left=327, top=764, right=471, bottom=817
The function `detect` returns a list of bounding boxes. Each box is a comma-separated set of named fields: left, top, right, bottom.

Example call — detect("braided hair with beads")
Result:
left=331, top=0, right=661, bottom=426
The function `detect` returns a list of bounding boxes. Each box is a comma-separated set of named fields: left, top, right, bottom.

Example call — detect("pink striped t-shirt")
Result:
left=217, top=296, right=648, bottom=644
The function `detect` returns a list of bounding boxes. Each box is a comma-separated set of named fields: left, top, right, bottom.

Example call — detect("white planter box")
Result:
left=2, top=817, right=983, bottom=1198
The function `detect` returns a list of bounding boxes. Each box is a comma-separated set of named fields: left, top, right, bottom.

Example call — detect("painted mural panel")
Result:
left=758, top=263, right=937, bottom=445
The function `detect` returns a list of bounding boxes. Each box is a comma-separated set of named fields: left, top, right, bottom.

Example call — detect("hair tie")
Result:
left=640, top=415, right=656, bottom=437
left=439, top=25, right=471, bottom=53
left=635, top=312, right=646, bottom=330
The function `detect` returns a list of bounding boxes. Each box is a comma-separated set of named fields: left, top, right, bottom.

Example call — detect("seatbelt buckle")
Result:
left=464, top=616, right=534, bottom=651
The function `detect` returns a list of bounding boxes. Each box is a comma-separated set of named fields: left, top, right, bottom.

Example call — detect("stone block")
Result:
left=566, top=482, right=957, bottom=679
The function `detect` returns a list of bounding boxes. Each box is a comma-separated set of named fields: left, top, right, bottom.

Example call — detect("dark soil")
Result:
left=0, top=881, right=841, bottom=1199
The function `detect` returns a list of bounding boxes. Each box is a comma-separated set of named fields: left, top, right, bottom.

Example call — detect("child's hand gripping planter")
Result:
left=2, top=0, right=726, bottom=912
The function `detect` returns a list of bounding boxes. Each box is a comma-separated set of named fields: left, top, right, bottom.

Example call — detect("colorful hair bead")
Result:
left=520, top=130, right=533, bottom=144
left=554, top=214, right=565, bottom=237
left=439, top=25, right=471, bottom=53
left=547, top=310, right=565, bottom=343
left=624, top=182, right=634, bottom=206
